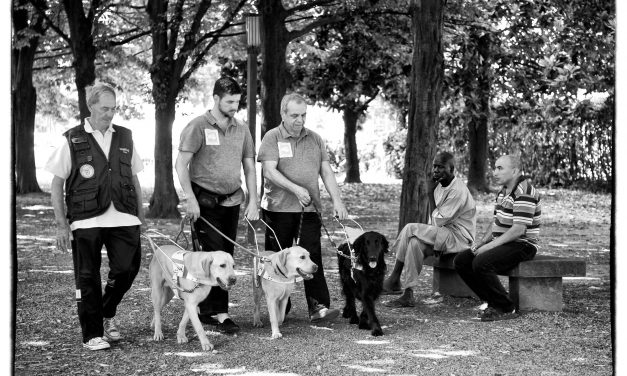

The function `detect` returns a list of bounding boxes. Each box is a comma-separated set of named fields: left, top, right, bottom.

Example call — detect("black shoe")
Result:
left=479, top=307, right=517, bottom=322
left=198, top=314, right=219, bottom=325
left=216, top=318, right=240, bottom=334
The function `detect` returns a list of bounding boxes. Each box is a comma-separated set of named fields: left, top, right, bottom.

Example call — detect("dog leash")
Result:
left=197, top=215, right=271, bottom=262
left=142, top=231, right=210, bottom=293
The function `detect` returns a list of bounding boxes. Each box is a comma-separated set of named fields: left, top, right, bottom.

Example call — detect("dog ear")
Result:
left=352, top=235, right=364, bottom=255
left=381, top=233, right=389, bottom=253
left=272, top=249, right=290, bottom=276
left=201, top=253, right=214, bottom=274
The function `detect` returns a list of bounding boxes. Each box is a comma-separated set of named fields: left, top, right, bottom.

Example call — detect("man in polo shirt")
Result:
left=46, top=83, right=145, bottom=351
left=258, top=93, right=348, bottom=323
left=382, top=152, right=476, bottom=308
left=175, top=76, right=258, bottom=334
left=454, top=155, right=541, bottom=321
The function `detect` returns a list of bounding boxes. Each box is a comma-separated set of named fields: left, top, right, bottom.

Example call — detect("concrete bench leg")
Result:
left=433, top=266, right=478, bottom=299
left=509, top=277, right=563, bottom=312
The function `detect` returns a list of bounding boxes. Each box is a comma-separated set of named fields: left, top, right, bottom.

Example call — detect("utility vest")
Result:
left=63, top=124, right=137, bottom=223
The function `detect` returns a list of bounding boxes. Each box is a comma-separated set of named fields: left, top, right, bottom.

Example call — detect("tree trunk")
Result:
left=62, top=0, right=97, bottom=121
left=147, top=100, right=180, bottom=218
left=398, top=0, right=444, bottom=232
left=466, top=32, right=491, bottom=194
left=343, top=108, right=361, bottom=183
left=259, top=0, right=290, bottom=136
left=13, top=1, right=43, bottom=194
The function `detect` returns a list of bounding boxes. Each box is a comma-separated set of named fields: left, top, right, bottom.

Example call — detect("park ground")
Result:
left=14, top=184, right=612, bottom=375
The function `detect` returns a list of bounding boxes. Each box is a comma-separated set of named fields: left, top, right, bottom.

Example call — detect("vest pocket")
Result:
left=119, top=153, right=133, bottom=177
left=71, top=190, right=98, bottom=212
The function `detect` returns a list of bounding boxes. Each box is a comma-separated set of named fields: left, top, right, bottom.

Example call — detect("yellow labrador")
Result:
left=252, top=246, right=318, bottom=339
left=148, top=243, right=236, bottom=351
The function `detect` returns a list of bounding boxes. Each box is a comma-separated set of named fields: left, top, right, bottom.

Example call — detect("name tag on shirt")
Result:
left=205, top=129, right=220, bottom=145
left=278, top=142, right=293, bottom=158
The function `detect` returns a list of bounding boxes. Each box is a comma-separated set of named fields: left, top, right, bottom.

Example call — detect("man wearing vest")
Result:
left=257, top=93, right=348, bottom=323
left=454, top=155, right=541, bottom=322
left=46, top=83, right=145, bottom=351
left=175, top=76, right=258, bottom=334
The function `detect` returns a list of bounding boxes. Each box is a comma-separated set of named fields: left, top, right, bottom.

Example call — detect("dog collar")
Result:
left=257, top=260, right=303, bottom=284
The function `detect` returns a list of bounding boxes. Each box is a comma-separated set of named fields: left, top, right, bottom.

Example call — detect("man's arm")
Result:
left=51, top=176, right=71, bottom=252
left=262, top=160, right=311, bottom=207
left=320, top=161, right=348, bottom=220
left=175, top=151, right=200, bottom=221
left=474, top=223, right=526, bottom=255
left=132, top=174, right=146, bottom=227
left=242, top=157, right=259, bottom=220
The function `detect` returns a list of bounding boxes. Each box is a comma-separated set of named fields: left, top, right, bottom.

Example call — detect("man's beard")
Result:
left=219, top=106, right=235, bottom=118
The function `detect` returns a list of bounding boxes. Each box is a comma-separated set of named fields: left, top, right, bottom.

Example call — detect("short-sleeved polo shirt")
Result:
left=257, top=124, right=329, bottom=212
left=492, top=177, right=541, bottom=244
left=178, top=111, right=255, bottom=206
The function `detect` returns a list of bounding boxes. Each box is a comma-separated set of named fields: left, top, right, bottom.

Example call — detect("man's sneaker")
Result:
left=479, top=307, right=517, bottom=322
left=309, top=304, right=340, bottom=323
left=104, top=317, right=121, bottom=341
left=198, top=314, right=220, bottom=325
left=216, top=318, right=240, bottom=334
left=83, top=337, right=111, bottom=351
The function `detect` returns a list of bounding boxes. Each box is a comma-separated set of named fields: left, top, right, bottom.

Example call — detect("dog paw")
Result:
left=358, top=321, right=370, bottom=330
left=271, top=332, right=283, bottom=339
left=371, top=327, right=383, bottom=336
left=200, top=340, right=214, bottom=351
left=349, top=316, right=359, bottom=325
left=177, top=333, right=188, bottom=344
left=253, top=320, right=264, bottom=328
left=153, top=331, right=164, bottom=341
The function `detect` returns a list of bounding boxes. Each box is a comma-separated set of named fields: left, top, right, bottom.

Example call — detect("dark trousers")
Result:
left=194, top=204, right=240, bottom=315
left=71, top=225, right=141, bottom=343
left=454, top=241, right=537, bottom=312
left=262, top=209, right=330, bottom=311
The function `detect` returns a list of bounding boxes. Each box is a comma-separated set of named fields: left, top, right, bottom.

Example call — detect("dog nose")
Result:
left=312, top=264, right=318, bottom=272
left=228, top=276, right=237, bottom=286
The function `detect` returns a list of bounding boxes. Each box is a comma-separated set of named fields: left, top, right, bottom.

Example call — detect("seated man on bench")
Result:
left=454, top=155, right=541, bottom=321
left=383, top=152, right=476, bottom=307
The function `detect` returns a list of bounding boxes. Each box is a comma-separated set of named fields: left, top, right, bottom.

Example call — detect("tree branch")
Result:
left=288, top=14, right=342, bottom=40
left=180, top=0, right=246, bottom=85
left=286, top=0, right=339, bottom=16
left=28, top=0, right=72, bottom=45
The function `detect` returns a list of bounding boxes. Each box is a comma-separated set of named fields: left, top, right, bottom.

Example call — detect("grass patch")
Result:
left=15, top=185, right=612, bottom=375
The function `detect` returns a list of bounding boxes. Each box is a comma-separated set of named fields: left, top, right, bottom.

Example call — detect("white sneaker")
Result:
left=83, top=337, right=111, bottom=351
left=104, top=317, right=121, bottom=341
left=309, top=305, right=340, bottom=323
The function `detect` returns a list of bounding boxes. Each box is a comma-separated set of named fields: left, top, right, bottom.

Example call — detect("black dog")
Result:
left=337, top=231, right=388, bottom=336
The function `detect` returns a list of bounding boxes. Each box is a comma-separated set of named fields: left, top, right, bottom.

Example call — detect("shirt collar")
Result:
left=278, top=122, right=308, bottom=139
left=204, top=111, right=238, bottom=129
left=84, top=119, right=115, bottom=134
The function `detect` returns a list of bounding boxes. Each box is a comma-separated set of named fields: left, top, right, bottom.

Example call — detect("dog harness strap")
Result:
left=257, top=262, right=303, bottom=284
left=170, top=250, right=213, bottom=286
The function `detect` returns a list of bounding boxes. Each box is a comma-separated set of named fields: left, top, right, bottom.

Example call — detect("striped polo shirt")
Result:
left=492, top=177, right=541, bottom=244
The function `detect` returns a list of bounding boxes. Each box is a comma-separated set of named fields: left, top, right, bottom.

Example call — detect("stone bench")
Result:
left=423, top=253, right=586, bottom=311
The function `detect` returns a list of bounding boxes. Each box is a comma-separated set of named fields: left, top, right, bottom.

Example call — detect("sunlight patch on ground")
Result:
left=310, top=325, right=334, bottom=331
left=22, top=341, right=49, bottom=346
left=22, top=205, right=53, bottom=211
left=363, top=359, right=396, bottom=365
left=343, top=364, right=386, bottom=373
left=26, top=269, right=73, bottom=274
left=355, top=339, right=390, bottom=345
left=164, top=352, right=207, bottom=357
left=17, top=235, right=55, bottom=242
left=411, top=348, right=478, bottom=359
